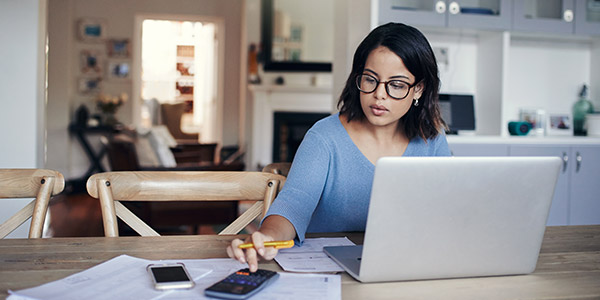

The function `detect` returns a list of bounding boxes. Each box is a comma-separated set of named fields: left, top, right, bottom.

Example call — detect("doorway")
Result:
left=133, top=15, right=223, bottom=143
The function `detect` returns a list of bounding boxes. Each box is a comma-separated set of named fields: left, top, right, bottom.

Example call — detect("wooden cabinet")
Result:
left=575, top=0, right=600, bottom=35
left=449, top=143, right=509, bottom=156
left=510, top=144, right=600, bottom=225
left=509, top=145, right=571, bottom=226
left=512, top=0, right=576, bottom=34
left=379, top=0, right=600, bottom=36
left=567, top=145, right=600, bottom=224
left=448, top=138, right=600, bottom=225
left=377, top=0, right=512, bottom=30
left=512, top=0, right=600, bottom=36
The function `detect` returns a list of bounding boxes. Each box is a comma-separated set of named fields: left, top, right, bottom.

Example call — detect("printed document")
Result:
left=275, top=237, right=355, bottom=272
left=8, top=254, right=340, bottom=300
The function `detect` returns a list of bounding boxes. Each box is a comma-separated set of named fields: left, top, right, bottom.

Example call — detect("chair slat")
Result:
left=0, top=169, right=65, bottom=239
left=0, top=200, right=36, bottom=238
left=115, top=201, right=160, bottom=236
left=86, top=171, right=286, bottom=237
left=219, top=201, right=263, bottom=235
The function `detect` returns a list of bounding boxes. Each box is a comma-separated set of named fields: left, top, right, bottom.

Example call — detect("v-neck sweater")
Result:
left=263, top=113, right=451, bottom=242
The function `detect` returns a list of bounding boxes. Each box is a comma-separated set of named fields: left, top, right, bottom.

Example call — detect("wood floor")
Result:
left=48, top=192, right=258, bottom=237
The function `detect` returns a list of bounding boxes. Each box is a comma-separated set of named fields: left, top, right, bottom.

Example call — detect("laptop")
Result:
left=323, top=156, right=561, bottom=283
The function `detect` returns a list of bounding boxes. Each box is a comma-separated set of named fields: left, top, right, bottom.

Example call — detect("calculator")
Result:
left=204, top=268, right=280, bottom=299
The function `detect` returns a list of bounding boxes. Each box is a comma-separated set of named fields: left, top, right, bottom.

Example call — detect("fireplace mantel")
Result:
left=249, top=84, right=334, bottom=170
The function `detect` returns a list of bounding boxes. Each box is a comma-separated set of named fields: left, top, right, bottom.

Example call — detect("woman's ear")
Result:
left=413, top=82, right=425, bottom=100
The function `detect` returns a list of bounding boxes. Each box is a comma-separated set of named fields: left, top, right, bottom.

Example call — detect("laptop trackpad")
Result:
left=323, top=245, right=363, bottom=278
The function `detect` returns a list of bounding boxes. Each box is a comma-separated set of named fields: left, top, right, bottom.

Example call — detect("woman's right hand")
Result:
left=226, top=231, right=280, bottom=272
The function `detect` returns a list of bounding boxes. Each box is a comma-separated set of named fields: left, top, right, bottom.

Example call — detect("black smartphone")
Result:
left=204, top=268, right=279, bottom=299
left=147, top=263, right=195, bottom=290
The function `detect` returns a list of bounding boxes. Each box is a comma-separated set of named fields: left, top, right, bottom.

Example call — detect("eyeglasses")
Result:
left=355, top=74, right=417, bottom=100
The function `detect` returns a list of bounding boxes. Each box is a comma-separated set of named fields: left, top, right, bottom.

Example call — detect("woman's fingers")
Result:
left=245, top=247, right=259, bottom=272
left=262, top=247, right=279, bottom=260
left=227, top=232, right=280, bottom=272
left=228, top=238, right=247, bottom=264
left=251, top=232, right=267, bottom=256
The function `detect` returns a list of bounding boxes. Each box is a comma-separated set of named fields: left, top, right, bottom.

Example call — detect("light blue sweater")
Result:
left=264, top=113, right=451, bottom=242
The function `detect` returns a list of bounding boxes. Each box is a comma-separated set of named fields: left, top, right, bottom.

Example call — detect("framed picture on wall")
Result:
left=106, top=60, right=131, bottom=80
left=77, top=18, right=107, bottom=42
left=80, top=50, right=103, bottom=74
left=107, top=39, right=130, bottom=58
left=78, top=77, right=102, bottom=94
left=546, top=113, right=573, bottom=136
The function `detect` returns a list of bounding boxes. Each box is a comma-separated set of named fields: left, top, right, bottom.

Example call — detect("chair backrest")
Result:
left=262, top=162, right=291, bottom=177
left=0, top=169, right=65, bottom=238
left=86, top=171, right=286, bottom=237
left=160, top=102, right=199, bottom=140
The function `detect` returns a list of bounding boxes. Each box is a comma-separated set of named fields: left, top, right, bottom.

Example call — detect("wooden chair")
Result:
left=262, top=162, right=291, bottom=177
left=86, top=171, right=286, bottom=237
left=0, top=169, right=65, bottom=238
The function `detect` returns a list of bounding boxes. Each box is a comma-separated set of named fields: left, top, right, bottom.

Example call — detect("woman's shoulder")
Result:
left=309, top=113, right=340, bottom=131
left=407, top=131, right=451, bottom=156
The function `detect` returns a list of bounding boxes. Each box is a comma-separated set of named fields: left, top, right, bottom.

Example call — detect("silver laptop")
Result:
left=324, top=156, right=561, bottom=283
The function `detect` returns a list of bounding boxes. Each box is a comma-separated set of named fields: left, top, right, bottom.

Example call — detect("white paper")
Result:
left=256, top=272, right=341, bottom=300
left=8, top=254, right=341, bottom=300
left=275, top=237, right=355, bottom=273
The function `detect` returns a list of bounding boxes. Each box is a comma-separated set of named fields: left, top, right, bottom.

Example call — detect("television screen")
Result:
left=438, top=94, right=475, bottom=134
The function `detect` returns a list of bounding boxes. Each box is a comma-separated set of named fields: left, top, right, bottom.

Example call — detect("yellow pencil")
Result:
left=238, top=240, right=294, bottom=249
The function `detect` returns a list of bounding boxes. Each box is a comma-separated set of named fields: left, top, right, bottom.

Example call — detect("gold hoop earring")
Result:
left=413, top=98, right=419, bottom=106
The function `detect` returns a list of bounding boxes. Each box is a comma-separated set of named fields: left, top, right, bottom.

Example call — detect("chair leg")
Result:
left=97, top=178, right=119, bottom=237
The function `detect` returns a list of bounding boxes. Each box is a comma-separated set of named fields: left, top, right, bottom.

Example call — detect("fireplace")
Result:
left=249, top=85, right=333, bottom=170
left=273, top=112, right=329, bottom=162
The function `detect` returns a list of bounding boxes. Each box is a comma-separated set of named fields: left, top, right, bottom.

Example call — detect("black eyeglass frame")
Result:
left=355, top=74, right=419, bottom=100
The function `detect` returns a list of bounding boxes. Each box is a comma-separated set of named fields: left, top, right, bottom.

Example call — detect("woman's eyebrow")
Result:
left=363, top=68, right=378, bottom=76
left=389, top=75, right=410, bottom=80
left=364, top=68, right=411, bottom=80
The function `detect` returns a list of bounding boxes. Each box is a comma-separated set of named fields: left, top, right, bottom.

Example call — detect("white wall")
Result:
left=505, top=37, right=591, bottom=134
left=0, top=0, right=47, bottom=238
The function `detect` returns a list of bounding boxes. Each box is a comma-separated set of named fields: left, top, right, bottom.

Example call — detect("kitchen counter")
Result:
left=447, top=135, right=600, bottom=145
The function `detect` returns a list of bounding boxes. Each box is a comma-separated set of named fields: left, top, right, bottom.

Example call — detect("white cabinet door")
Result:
left=512, top=0, right=576, bottom=34
left=509, top=145, right=570, bottom=226
left=569, top=145, right=600, bottom=225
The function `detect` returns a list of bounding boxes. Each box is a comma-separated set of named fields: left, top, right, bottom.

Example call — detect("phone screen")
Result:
left=150, top=266, right=191, bottom=283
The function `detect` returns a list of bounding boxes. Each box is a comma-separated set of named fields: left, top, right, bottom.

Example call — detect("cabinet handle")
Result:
left=563, top=9, right=573, bottom=22
left=576, top=152, right=582, bottom=173
left=435, top=1, right=446, bottom=14
left=562, top=152, right=568, bottom=173
left=449, top=2, right=460, bottom=15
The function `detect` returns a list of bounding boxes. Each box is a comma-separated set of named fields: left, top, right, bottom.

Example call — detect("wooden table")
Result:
left=1, top=226, right=599, bottom=299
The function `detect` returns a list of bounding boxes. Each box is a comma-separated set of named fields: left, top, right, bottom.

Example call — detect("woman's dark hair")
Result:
left=337, top=22, right=446, bottom=141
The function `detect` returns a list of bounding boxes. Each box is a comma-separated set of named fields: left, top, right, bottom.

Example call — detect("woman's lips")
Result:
left=370, top=105, right=388, bottom=116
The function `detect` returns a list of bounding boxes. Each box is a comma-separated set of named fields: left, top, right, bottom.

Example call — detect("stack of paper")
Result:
left=9, top=254, right=341, bottom=300
left=275, top=237, right=355, bottom=273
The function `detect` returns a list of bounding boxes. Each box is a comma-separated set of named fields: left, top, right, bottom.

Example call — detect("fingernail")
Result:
left=240, top=257, right=246, bottom=264
left=258, top=248, right=265, bottom=256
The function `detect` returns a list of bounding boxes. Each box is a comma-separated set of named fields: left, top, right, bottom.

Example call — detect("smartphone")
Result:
left=204, top=268, right=279, bottom=299
left=147, top=263, right=195, bottom=290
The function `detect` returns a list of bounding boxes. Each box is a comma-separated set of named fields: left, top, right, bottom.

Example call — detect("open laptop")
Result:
left=323, top=156, right=561, bottom=283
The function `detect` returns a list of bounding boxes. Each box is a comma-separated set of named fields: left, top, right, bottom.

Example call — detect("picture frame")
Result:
left=519, top=108, right=546, bottom=136
left=107, top=39, right=130, bottom=58
left=77, top=77, right=102, bottom=94
left=546, top=113, right=573, bottom=136
left=106, top=60, right=131, bottom=80
left=77, top=18, right=107, bottom=42
left=80, top=50, right=103, bottom=74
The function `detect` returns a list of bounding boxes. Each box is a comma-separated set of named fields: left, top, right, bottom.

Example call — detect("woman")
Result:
left=227, top=22, right=451, bottom=271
